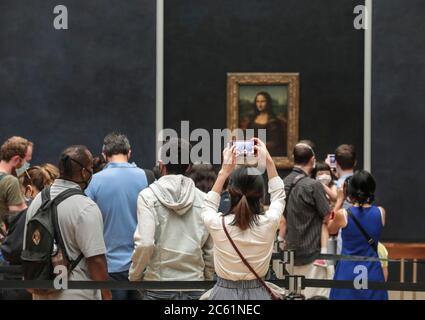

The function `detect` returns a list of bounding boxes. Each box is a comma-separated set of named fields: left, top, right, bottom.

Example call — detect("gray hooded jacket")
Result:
left=129, top=174, right=214, bottom=281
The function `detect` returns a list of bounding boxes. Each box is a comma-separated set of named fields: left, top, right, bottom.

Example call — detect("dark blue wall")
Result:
left=0, top=0, right=156, bottom=168
left=164, top=0, right=365, bottom=173
left=373, top=0, right=425, bottom=242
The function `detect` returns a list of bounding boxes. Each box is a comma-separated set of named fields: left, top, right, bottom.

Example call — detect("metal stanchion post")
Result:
left=285, top=250, right=295, bottom=275
left=283, top=250, right=305, bottom=300
left=272, top=239, right=285, bottom=279
left=327, top=236, right=337, bottom=266
left=413, top=259, right=417, bottom=300
left=400, top=259, right=405, bottom=300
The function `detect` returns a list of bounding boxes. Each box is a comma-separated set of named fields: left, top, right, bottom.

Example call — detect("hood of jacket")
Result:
left=149, top=174, right=196, bottom=215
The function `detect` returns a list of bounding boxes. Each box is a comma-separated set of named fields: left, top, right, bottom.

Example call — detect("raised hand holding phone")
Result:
left=326, top=154, right=337, bottom=169
left=212, top=145, right=236, bottom=194
left=221, top=145, right=237, bottom=177
left=253, top=137, right=278, bottom=179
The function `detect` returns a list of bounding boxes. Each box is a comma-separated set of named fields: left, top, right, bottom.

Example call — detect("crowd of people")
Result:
left=0, top=133, right=388, bottom=300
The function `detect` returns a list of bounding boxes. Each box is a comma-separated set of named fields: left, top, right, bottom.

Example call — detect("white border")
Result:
left=364, top=0, right=373, bottom=171
left=156, top=0, right=164, bottom=161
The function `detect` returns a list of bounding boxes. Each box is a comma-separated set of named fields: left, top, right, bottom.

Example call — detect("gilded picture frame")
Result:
left=227, top=73, right=299, bottom=169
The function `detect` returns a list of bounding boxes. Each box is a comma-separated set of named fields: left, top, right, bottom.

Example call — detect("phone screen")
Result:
left=328, top=154, right=336, bottom=168
left=232, top=140, right=255, bottom=157
left=229, top=140, right=257, bottom=166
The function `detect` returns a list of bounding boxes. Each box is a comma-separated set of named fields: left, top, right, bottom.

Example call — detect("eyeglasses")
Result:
left=23, top=167, right=39, bottom=186
left=67, top=157, right=93, bottom=174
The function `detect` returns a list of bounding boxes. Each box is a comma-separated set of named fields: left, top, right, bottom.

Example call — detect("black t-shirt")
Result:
left=283, top=168, right=331, bottom=265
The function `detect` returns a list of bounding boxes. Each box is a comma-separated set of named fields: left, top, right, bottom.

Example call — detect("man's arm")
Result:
left=4, top=176, right=27, bottom=213
left=312, top=181, right=332, bottom=222
left=129, top=193, right=157, bottom=281
left=75, top=202, right=110, bottom=299
left=328, top=209, right=347, bottom=235
left=322, top=184, right=338, bottom=203
left=327, top=187, right=346, bottom=235
left=86, top=254, right=112, bottom=300
left=8, top=203, right=27, bottom=213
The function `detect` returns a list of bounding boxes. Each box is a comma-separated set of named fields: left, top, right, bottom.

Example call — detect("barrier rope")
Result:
left=0, top=278, right=425, bottom=292
left=271, top=252, right=425, bottom=264
left=1, top=250, right=424, bottom=292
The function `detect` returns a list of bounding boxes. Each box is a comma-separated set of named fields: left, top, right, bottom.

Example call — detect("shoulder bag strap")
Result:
left=346, top=208, right=378, bottom=253
left=221, top=216, right=280, bottom=299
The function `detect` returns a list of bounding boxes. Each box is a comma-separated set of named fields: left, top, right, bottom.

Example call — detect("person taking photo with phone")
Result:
left=202, top=138, right=286, bottom=300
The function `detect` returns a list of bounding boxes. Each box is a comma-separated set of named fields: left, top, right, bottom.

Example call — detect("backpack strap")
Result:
left=347, top=207, right=378, bottom=253
left=40, top=187, right=50, bottom=203
left=143, top=169, right=156, bottom=185
left=50, top=188, right=85, bottom=271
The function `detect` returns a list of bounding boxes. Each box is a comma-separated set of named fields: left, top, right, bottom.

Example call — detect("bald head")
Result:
left=293, top=142, right=315, bottom=166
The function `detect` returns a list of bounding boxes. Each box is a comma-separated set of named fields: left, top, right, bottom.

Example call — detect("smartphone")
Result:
left=231, top=140, right=255, bottom=156
left=327, top=154, right=336, bottom=169
left=229, top=140, right=257, bottom=166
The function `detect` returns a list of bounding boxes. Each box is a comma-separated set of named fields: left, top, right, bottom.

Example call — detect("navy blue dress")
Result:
left=330, top=206, right=388, bottom=300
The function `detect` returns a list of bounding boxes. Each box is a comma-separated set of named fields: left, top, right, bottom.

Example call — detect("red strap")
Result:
left=221, top=216, right=279, bottom=299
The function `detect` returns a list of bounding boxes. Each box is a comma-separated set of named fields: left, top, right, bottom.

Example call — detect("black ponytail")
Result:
left=347, top=170, right=376, bottom=206
left=224, top=167, right=265, bottom=230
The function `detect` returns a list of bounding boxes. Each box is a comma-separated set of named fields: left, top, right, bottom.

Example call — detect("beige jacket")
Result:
left=129, top=174, right=214, bottom=281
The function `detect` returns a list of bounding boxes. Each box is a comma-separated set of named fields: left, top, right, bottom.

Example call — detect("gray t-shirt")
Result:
left=24, top=179, right=106, bottom=300
left=283, top=168, right=331, bottom=266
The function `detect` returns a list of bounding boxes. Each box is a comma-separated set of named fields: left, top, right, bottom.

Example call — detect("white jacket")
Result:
left=129, top=174, right=214, bottom=281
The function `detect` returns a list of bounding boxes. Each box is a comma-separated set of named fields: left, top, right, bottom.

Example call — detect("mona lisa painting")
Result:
left=227, top=73, right=299, bottom=169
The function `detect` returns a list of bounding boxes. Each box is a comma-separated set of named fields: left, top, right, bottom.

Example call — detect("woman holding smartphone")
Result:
left=202, top=138, right=286, bottom=300
left=328, top=170, right=388, bottom=300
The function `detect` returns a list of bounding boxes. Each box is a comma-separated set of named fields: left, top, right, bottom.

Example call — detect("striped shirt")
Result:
left=283, top=168, right=331, bottom=265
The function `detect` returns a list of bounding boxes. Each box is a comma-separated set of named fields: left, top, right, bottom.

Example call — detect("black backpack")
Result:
left=1, top=208, right=27, bottom=265
left=0, top=173, right=25, bottom=254
left=21, top=187, right=84, bottom=281
left=143, top=169, right=156, bottom=185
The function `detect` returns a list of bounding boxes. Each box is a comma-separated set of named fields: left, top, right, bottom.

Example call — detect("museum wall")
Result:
left=372, top=0, right=425, bottom=242
left=164, top=0, right=365, bottom=175
left=3, top=0, right=423, bottom=244
left=0, top=0, right=157, bottom=168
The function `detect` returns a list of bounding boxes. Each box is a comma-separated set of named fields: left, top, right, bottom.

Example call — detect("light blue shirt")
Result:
left=336, top=173, right=353, bottom=254
left=86, top=162, right=148, bottom=273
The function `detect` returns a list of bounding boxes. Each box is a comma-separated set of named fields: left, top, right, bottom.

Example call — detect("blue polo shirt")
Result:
left=86, top=162, right=148, bottom=273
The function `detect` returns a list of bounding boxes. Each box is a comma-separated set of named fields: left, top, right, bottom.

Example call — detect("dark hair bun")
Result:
left=347, top=170, right=376, bottom=205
